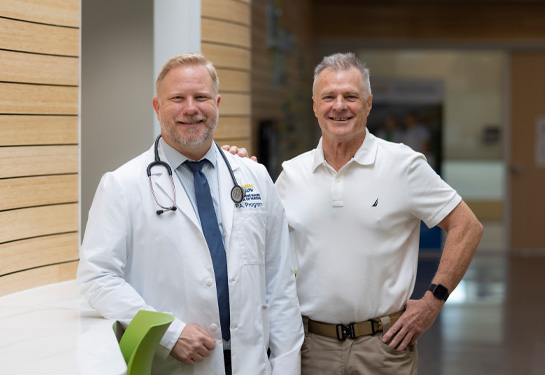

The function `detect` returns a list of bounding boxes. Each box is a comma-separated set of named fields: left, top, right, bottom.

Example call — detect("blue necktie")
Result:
left=185, top=160, right=230, bottom=341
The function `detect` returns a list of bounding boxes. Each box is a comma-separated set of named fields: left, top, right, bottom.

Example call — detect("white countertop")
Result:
left=0, top=280, right=127, bottom=375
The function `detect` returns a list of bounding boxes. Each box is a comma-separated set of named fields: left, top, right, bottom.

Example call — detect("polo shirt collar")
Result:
left=353, top=128, right=378, bottom=166
left=312, top=128, right=378, bottom=172
left=311, top=138, right=327, bottom=172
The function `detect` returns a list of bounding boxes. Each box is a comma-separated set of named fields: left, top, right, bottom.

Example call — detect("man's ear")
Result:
left=216, top=95, right=221, bottom=107
left=366, top=94, right=373, bottom=115
left=152, top=97, right=160, bottom=117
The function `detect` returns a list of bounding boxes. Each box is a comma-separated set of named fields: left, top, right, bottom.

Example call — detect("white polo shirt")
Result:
left=275, top=129, right=461, bottom=324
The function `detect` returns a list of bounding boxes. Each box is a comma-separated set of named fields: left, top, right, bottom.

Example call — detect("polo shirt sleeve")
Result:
left=406, top=153, right=462, bottom=228
left=275, top=170, right=287, bottom=204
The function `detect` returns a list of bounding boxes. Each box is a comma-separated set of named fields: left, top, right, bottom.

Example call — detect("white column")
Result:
left=153, top=0, right=201, bottom=136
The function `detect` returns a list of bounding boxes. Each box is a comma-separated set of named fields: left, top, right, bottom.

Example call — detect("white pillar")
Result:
left=153, top=0, right=201, bottom=136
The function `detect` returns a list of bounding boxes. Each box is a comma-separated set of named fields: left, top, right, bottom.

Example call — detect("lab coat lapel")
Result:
left=217, top=148, right=238, bottom=250
left=151, top=147, right=200, bottom=229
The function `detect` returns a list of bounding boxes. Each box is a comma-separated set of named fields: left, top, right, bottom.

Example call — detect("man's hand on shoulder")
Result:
left=170, top=324, right=216, bottom=365
left=221, top=144, right=258, bottom=162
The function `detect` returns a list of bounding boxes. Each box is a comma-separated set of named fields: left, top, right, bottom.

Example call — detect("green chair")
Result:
left=117, top=310, right=175, bottom=375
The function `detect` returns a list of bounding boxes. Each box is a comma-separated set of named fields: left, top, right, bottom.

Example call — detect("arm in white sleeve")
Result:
left=77, top=172, right=184, bottom=359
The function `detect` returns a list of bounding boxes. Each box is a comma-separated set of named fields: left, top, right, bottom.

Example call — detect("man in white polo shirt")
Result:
left=274, top=53, right=483, bottom=374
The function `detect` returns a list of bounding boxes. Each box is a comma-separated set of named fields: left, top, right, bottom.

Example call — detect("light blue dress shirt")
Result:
left=159, top=138, right=224, bottom=239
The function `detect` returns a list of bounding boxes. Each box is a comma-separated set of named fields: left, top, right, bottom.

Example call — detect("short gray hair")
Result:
left=155, top=52, right=219, bottom=96
left=312, top=52, right=371, bottom=99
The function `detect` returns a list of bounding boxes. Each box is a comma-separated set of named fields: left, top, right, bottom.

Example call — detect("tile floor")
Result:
left=414, top=249, right=545, bottom=375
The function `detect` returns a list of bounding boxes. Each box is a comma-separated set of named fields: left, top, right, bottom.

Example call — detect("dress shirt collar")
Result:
left=160, top=138, right=218, bottom=170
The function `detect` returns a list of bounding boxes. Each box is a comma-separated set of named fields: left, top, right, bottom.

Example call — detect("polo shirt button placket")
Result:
left=332, top=174, right=344, bottom=207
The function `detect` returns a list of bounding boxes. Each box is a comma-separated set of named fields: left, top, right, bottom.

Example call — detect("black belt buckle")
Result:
left=369, top=319, right=379, bottom=336
left=336, top=322, right=356, bottom=341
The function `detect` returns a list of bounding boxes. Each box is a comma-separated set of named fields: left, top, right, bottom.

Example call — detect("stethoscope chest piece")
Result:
left=231, top=185, right=246, bottom=204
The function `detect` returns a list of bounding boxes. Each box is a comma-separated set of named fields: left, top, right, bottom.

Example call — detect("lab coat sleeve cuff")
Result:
left=157, top=318, right=186, bottom=360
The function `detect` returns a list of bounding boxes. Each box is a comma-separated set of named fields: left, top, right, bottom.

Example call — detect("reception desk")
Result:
left=0, top=280, right=127, bottom=375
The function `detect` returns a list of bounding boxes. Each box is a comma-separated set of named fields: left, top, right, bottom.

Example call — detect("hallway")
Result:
left=414, top=249, right=545, bottom=375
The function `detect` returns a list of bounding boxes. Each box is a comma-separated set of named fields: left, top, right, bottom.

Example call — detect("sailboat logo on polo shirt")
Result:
left=372, top=198, right=379, bottom=207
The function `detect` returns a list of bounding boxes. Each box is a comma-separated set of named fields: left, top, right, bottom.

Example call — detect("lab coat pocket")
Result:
left=234, top=210, right=267, bottom=265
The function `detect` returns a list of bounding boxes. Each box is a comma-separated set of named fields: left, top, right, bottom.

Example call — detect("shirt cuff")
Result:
left=157, top=318, right=186, bottom=360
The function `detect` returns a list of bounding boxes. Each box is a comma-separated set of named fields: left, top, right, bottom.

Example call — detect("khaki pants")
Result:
left=302, top=316, right=418, bottom=375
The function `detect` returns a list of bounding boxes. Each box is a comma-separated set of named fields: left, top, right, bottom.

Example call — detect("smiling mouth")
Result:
left=329, top=117, right=352, bottom=121
left=177, top=118, right=205, bottom=125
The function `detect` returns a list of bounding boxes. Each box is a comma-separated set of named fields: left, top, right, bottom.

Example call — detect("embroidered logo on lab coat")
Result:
left=235, top=184, right=264, bottom=209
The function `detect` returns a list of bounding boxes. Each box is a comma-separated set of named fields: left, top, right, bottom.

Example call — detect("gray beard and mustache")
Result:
left=161, top=112, right=219, bottom=148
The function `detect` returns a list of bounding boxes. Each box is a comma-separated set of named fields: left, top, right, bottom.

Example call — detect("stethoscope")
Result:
left=147, top=135, right=246, bottom=215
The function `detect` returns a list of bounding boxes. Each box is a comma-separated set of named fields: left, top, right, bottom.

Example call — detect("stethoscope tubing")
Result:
left=148, top=135, right=245, bottom=215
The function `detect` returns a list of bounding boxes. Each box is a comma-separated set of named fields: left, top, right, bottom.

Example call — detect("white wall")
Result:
left=80, top=1, right=202, bottom=236
left=81, top=0, right=154, bottom=235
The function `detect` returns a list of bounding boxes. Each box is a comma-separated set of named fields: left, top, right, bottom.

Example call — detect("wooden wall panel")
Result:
left=0, top=17, right=79, bottom=56
left=0, top=262, right=78, bottom=296
left=0, top=175, right=78, bottom=211
left=201, top=43, right=251, bottom=70
left=0, top=203, right=78, bottom=244
left=0, top=50, right=79, bottom=86
left=509, top=52, right=545, bottom=251
left=0, top=0, right=79, bottom=27
left=202, top=0, right=252, bottom=152
left=0, top=0, right=80, bottom=296
left=202, top=18, right=251, bottom=48
left=0, top=83, right=78, bottom=115
left=217, top=68, right=250, bottom=93
left=0, top=146, right=78, bottom=179
left=219, top=93, right=251, bottom=116
left=0, top=233, right=78, bottom=276
left=312, top=1, right=545, bottom=43
left=201, top=0, right=250, bottom=25
left=0, top=116, right=78, bottom=146
left=215, top=117, right=251, bottom=139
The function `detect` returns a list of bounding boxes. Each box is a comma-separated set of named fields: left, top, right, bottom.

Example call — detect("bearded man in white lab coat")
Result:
left=77, top=52, right=304, bottom=375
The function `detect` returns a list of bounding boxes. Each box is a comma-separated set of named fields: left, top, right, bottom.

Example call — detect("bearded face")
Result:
left=153, top=64, right=220, bottom=156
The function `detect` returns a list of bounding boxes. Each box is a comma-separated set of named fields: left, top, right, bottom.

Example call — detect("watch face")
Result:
left=434, top=284, right=449, bottom=300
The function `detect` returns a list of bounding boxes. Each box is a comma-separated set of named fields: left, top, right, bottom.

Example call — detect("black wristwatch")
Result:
left=428, top=283, right=449, bottom=301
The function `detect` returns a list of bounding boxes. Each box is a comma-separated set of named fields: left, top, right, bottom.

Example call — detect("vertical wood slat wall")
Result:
left=201, top=0, right=252, bottom=152
left=251, top=0, right=316, bottom=177
left=0, top=0, right=80, bottom=296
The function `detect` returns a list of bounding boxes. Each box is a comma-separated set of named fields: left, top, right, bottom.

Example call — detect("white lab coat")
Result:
left=77, top=143, right=303, bottom=375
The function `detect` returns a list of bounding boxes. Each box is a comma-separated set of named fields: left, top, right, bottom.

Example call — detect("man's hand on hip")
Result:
left=381, top=294, right=443, bottom=351
left=170, top=324, right=216, bottom=365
